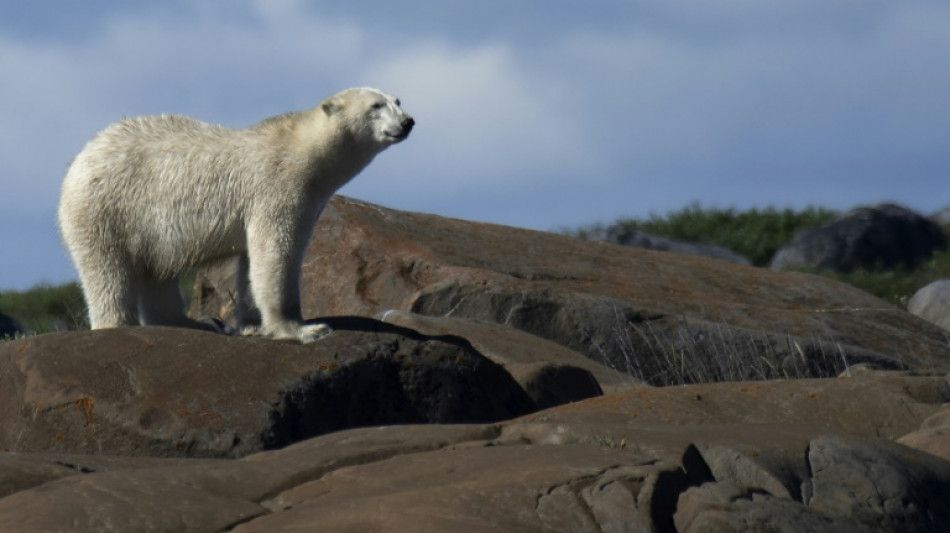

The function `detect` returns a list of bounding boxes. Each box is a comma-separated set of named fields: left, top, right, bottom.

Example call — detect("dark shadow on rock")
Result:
left=651, top=444, right=715, bottom=533
left=266, top=317, right=535, bottom=449
left=313, top=315, right=482, bottom=349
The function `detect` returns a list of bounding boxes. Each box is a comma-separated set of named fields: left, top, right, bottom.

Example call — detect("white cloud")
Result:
left=355, top=40, right=597, bottom=186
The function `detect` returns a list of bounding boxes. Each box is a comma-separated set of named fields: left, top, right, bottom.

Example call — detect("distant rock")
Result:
left=770, top=203, right=947, bottom=273
left=584, top=224, right=752, bottom=265
left=0, top=312, right=25, bottom=339
left=907, top=279, right=950, bottom=331
left=932, top=207, right=950, bottom=227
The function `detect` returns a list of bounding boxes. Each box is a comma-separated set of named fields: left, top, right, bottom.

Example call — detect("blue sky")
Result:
left=1, top=0, right=948, bottom=290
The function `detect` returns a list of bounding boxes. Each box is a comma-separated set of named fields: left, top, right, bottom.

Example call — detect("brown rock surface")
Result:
left=376, top=309, right=624, bottom=398
left=192, top=196, right=950, bottom=384
left=0, top=320, right=537, bottom=458
left=897, top=403, right=950, bottom=461
left=808, top=436, right=950, bottom=531
left=5, top=198, right=950, bottom=530
left=2, top=372, right=949, bottom=532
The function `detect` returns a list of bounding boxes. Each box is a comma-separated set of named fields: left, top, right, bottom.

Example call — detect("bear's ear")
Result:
left=321, top=98, right=344, bottom=116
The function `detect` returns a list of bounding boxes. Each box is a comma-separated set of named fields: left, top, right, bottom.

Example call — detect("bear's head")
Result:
left=321, top=87, right=414, bottom=147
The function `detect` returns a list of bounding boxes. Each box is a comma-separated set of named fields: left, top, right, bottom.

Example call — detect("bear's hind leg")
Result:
left=137, top=277, right=223, bottom=333
left=234, top=254, right=261, bottom=331
left=80, top=266, right=139, bottom=329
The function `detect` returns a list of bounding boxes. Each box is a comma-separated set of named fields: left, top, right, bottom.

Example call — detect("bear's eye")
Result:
left=371, top=102, right=385, bottom=110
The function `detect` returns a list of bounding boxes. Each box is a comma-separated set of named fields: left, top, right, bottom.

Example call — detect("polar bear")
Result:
left=58, top=87, right=414, bottom=343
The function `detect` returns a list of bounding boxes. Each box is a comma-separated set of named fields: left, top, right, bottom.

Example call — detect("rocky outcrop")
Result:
left=770, top=203, right=948, bottom=273
left=0, top=321, right=572, bottom=458
left=1, top=370, right=948, bottom=532
left=192, top=196, right=950, bottom=385
left=908, top=279, right=950, bottom=331
left=4, top=198, right=949, bottom=531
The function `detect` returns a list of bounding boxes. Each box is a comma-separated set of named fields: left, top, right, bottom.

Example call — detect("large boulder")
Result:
left=191, top=196, right=950, bottom=385
left=770, top=203, right=948, bottom=273
left=0, top=321, right=546, bottom=458
left=907, top=279, right=950, bottom=331
left=807, top=437, right=950, bottom=531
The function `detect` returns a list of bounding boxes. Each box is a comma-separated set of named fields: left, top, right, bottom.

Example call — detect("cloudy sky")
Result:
left=1, top=0, right=948, bottom=290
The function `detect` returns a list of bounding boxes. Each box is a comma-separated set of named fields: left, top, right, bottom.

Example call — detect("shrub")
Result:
left=0, top=282, right=88, bottom=333
left=568, top=203, right=837, bottom=267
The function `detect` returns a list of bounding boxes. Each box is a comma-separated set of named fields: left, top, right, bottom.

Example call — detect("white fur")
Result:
left=58, top=87, right=413, bottom=343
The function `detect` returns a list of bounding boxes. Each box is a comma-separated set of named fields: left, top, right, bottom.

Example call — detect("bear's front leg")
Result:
left=245, top=214, right=331, bottom=343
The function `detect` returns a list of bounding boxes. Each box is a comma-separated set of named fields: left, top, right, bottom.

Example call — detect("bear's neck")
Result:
left=295, top=113, right=379, bottom=194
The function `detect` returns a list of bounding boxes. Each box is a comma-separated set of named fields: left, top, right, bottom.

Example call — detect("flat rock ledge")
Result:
left=0, top=321, right=608, bottom=459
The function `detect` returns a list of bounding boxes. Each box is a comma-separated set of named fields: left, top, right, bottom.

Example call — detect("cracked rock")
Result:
left=808, top=436, right=950, bottom=531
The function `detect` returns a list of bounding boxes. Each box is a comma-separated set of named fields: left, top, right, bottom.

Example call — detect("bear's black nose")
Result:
left=402, top=117, right=415, bottom=133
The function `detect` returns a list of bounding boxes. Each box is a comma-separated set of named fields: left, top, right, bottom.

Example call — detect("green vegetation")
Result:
left=0, top=282, right=87, bottom=334
left=569, top=203, right=838, bottom=267
left=0, top=276, right=198, bottom=336
left=568, top=203, right=949, bottom=306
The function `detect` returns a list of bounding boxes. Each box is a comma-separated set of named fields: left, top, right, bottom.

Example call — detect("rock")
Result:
left=0, top=320, right=535, bottom=458
left=0, top=312, right=25, bottom=339
left=808, top=437, right=950, bottom=531
left=191, top=196, right=950, bottom=385
left=512, top=372, right=949, bottom=442
left=907, top=279, right=950, bottom=331
left=3, top=372, right=950, bottom=532
left=931, top=207, right=950, bottom=227
left=897, top=425, right=950, bottom=463
left=770, top=203, right=948, bottom=273
left=235, top=441, right=703, bottom=532
left=0, top=424, right=499, bottom=533
left=897, top=404, right=950, bottom=461
left=675, top=481, right=867, bottom=533
left=695, top=444, right=798, bottom=500
left=376, top=309, right=623, bottom=398
left=588, top=224, right=752, bottom=265
left=0, top=463, right=267, bottom=533
left=0, top=452, right=224, bottom=499
left=4, top=198, right=950, bottom=530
